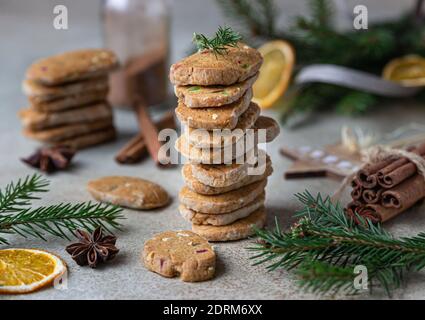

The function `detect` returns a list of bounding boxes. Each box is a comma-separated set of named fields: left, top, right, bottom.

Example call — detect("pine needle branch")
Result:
left=296, top=259, right=360, bottom=295
left=0, top=174, right=49, bottom=214
left=0, top=175, right=125, bottom=245
left=249, top=191, right=425, bottom=295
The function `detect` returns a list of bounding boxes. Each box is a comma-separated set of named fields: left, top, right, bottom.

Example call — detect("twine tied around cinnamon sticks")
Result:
left=333, top=142, right=425, bottom=223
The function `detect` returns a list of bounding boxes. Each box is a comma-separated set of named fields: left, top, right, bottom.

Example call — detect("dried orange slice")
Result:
left=253, top=40, right=295, bottom=109
left=383, top=55, right=425, bottom=87
left=0, top=248, right=66, bottom=294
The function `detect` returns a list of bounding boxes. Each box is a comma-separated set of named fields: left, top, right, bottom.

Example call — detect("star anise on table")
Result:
left=65, top=227, right=119, bottom=268
left=21, top=145, right=75, bottom=173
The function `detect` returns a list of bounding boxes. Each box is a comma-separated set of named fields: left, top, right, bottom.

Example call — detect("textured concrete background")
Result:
left=1, top=0, right=425, bottom=300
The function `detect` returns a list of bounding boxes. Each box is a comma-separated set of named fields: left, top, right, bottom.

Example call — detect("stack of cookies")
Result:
left=170, top=43, right=280, bottom=241
left=19, top=49, right=118, bottom=149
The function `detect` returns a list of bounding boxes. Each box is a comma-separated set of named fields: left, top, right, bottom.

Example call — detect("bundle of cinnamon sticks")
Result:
left=346, top=142, right=425, bottom=223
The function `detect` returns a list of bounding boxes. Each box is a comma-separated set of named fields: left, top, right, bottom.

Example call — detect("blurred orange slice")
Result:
left=253, top=40, right=295, bottom=109
left=383, top=55, right=425, bottom=87
left=0, top=248, right=66, bottom=294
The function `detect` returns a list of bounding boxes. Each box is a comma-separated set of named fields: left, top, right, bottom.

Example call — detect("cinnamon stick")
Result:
left=115, top=134, right=147, bottom=164
left=135, top=98, right=172, bottom=166
left=356, top=159, right=393, bottom=188
left=362, top=188, right=383, bottom=204
left=347, top=142, right=425, bottom=223
left=381, top=174, right=425, bottom=209
left=115, top=111, right=175, bottom=164
left=376, top=142, right=425, bottom=188
left=350, top=178, right=363, bottom=200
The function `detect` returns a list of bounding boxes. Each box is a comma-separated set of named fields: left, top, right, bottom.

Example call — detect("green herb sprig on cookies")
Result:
left=193, top=26, right=243, bottom=56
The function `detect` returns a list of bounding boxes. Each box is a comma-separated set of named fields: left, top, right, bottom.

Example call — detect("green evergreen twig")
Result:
left=0, top=174, right=49, bottom=213
left=0, top=174, right=124, bottom=245
left=248, top=191, right=425, bottom=296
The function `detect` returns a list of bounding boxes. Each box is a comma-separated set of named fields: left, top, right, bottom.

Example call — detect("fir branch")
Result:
left=193, top=26, right=242, bottom=56
left=0, top=174, right=49, bottom=213
left=296, top=260, right=359, bottom=295
left=0, top=175, right=124, bottom=245
left=249, top=191, right=425, bottom=295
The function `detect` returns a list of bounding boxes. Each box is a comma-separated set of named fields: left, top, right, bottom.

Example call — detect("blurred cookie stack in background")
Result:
left=19, top=49, right=118, bottom=149
left=170, top=38, right=280, bottom=241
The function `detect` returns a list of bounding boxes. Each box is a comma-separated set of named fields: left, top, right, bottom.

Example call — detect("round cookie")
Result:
left=170, top=43, right=263, bottom=86
left=56, top=128, right=116, bottom=150
left=190, top=149, right=266, bottom=187
left=23, top=76, right=109, bottom=102
left=252, top=116, right=280, bottom=143
left=192, top=207, right=267, bottom=241
left=26, top=49, right=118, bottom=85
left=175, top=89, right=252, bottom=130
left=28, top=89, right=108, bottom=112
left=19, top=102, right=112, bottom=130
left=23, top=119, right=113, bottom=142
left=179, top=179, right=267, bottom=214
left=175, top=134, right=257, bottom=165
left=182, top=156, right=272, bottom=195
left=142, top=230, right=216, bottom=282
left=185, top=102, right=260, bottom=148
left=175, top=73, right=258, bottom=108
left=179, top=193, right=265, bottom=226
left=87, top=176, right=169, bottom=210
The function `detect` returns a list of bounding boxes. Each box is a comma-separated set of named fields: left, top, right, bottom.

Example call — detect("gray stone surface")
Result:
left=1, top=0, right=425, bottom=300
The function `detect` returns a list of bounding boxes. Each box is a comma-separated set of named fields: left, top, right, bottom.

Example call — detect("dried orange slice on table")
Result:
left=253, top=40, right=295, bottom=109
left=0, top=248, right=66, bottom=294
left=383, top=55, right=425, bottom=87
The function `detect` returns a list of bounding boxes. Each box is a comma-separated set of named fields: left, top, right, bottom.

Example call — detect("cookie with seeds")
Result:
left=179, top=179, right=267, bottom=214
left=26, top=49, right=118, bottom=85
left=28, top=89, right=108, bottom=112
left=22, top=76, right=109, bottom=102
left=175, top=89, right=252, bottom=130
left=87, top=176, right=169, bottom=209
left=143, top=230, right=216, bottom=282
left=192, top=207, right=267, bottom=241
left=23, top=119, right=113, bottom=142
left=19, top=102, right=112, bottom=130
left=170, top=43, right=262, bottom=86
left=180, top=193, right=265, bottom=226
left=174, top=73, right=258, bottom=108
left=189, top=149, right=266, bottom=187
left=182, top=156, right=272, bottom=195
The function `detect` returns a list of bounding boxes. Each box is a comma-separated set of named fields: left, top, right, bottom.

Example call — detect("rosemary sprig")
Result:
left=193, top=26, right=242, bottom=56
left=0, top=174, right=124, bottom=245
left=249, top=191, right=425, bottom=296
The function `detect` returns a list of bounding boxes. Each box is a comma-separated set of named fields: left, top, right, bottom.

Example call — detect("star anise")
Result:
left=21, top=145, right=75, bottom=173
left=65, top=227, right=119, bottom=268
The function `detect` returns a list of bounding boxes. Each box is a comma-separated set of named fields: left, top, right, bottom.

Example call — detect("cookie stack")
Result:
left=19, top=49, right=118, bottom=149
left=170, top=43, right=280, bottom=241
